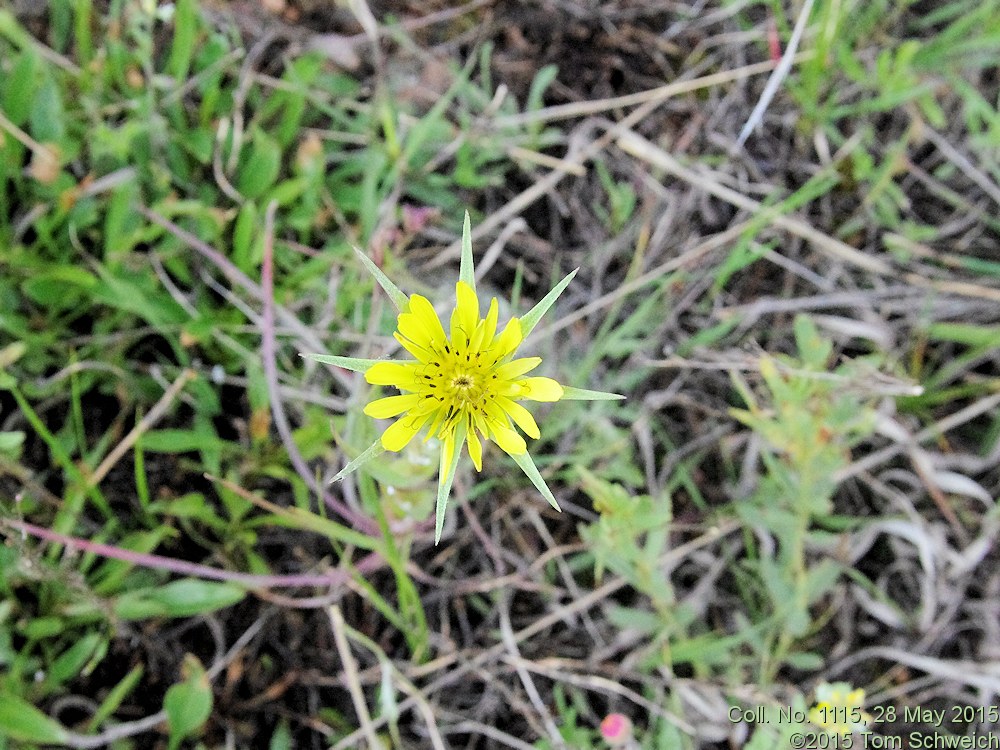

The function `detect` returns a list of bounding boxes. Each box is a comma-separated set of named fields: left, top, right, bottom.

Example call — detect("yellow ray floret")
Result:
left=303, top=211, right=624, bottom=544
left=364, top=281, right=564, bottom=473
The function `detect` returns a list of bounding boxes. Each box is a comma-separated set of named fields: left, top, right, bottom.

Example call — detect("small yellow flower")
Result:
left=304, top=212, right=623, bottom=543
left=364, top=281, right=562, bottom=470
left=809, top=682, right=872, bottom=736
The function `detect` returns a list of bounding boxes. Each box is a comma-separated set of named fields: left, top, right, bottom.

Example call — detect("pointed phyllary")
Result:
left=304, top=212, right=623, bottom=543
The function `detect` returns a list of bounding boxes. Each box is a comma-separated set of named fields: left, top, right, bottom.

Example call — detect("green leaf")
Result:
left=0, top=10, right=35, bottom=50
left=519, top=268, right=577, bottom=338
left=21, top=265, right=98, bottom=307
left=269, top=719, right=293, bottom=750
left=2, top=51, right=36, bottom=126
left=45, top=632, right=103, bottom=689
left=237, top=129, right=282, bottom=200
left=926, top=322, right=1000, bottom=347
left=0, top=432, right=24, bottom=457
left=526, top=64, right=559, bottom=114
left=29, top=71, right=65, bottom=144
left=72, top=0, right=95, bottom=65
left=139, top=429, right=229, bottom=454
left=232, top=200, right=260, bottom=272
left=300, top=353, right=380, bottom=373
left=87, top=664, right=144, bottom=733
left=104, top=181, right=143, bottom=256
left=164, top=654, right=212, bottom=750
left=167, top=0, right=197, bottom=81
left=794, top=314, right=832, bottom=369
left=262, top=504, right=380, bottom=551
left=353, top=246, right=408, bottom=311
left=0, top=691, right=70, bottom=744
left=114, top=579, right=245, bottom=620
left=785, top=651, right=824, bottom=670
left=90, top=265, right=188, bottom=327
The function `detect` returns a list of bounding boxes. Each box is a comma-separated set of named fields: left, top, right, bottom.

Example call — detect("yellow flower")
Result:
left=364, top=281, right=564, bottom=469
left=304, top=213, right=623, bottom=543
left=809, top=682, right=872, bottom=736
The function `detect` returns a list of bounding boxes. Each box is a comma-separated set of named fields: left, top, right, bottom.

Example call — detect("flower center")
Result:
left=444, top=365, right=485, bottom=405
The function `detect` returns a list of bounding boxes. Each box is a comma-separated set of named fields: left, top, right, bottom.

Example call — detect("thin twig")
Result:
left=51, top=616, right=269, bottom=748
left=2, top=519, right=345, bottom=588
left=259, top=201, right=379, bottom=535
left=496, top=57, right=793, bottom=129
left=332, top=521, right=740, bottom=747
left=617, top=127, right=893, bottom=275
left=339, top=621, right=449, bottom=750
left=89, top=369, right=195, bottom=487
left=836, top=391, right=1000, bottom=482
left=736, top=0, right=815, bottom=146
left=430, top=57, right=794, bottom=269
left=498, top=593, right=566, bottom=748
left=329, top=605, right=381, bottom=749
left=137, top=205, right=353, bottom=391
left=923, top=126, right=1000, bottom=209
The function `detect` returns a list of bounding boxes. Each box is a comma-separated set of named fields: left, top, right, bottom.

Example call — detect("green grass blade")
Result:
left=7, top=384, right=111, bottom=518
left=0, top=691, right=70, bottom=744
left=167, top=0, right=197, bottom=81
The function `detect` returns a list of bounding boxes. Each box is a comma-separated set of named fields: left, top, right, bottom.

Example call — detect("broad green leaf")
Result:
left=0, top=691, right=70, bottom=744
left=21, top=266, right=98, bottom=307
left=237, top=129, right=282, bottom=199
left=167, top=0, right=197, bottom=80
left=164, top=654, right=212, bottom=750
left=2, top=51, right=36, bottom=125
left=90, top=266, right=188, bottom=326
left=114, top=579, right=245, bottom=620
left=29, top=70, right=65, bottom=144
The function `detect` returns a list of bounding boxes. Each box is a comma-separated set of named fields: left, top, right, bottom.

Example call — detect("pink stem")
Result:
left=4, top=518, right=357, bottom=588
left=260, top=202, right=380, bottom=535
